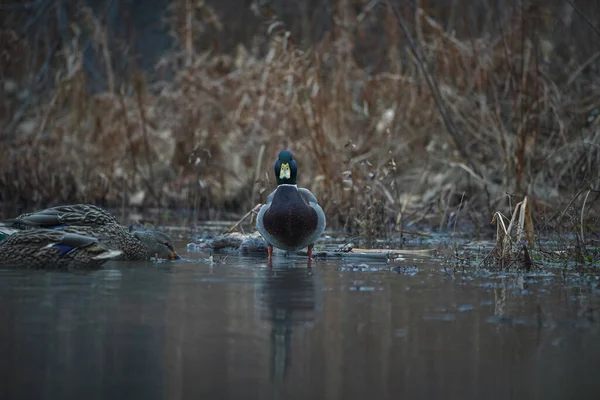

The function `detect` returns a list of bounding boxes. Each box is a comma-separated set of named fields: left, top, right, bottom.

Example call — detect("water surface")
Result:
left=1, top=249, right=599, bottom=400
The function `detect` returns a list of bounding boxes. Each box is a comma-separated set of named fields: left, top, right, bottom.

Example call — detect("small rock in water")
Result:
left=210, top=233, right=246, bottom=250
left=209, top=232, right=266, bottom=253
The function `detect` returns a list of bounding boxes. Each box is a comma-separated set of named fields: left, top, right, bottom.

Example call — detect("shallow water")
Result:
left=1, top=244, right=599, bottom=400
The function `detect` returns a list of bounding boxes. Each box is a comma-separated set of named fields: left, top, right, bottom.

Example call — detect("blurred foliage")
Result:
left=1, top=0, right=599, bottom=240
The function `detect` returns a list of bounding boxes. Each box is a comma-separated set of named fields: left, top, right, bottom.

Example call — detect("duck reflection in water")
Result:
left=255, top=264, right=323, bottom=384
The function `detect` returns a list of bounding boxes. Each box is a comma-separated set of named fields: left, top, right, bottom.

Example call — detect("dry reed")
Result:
left=1, top=0, right=599, bottom=244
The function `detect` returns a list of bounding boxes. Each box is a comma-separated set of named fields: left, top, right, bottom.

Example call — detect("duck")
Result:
left=0, top=229, right=122, bottom=269
left=256, top=150, right=326, bottom=263
left=0, top=204, right=180, bottom=261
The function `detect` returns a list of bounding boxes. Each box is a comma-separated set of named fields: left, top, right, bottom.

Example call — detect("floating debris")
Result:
left=390, top=265, right=419, bottom=276
left=239, top=234, right=269, bottom=253
left=191, top=231, right=436, bottom=263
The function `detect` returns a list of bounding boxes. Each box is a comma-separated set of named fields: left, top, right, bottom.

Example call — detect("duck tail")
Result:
left=0, top=223, right=21, bottom=236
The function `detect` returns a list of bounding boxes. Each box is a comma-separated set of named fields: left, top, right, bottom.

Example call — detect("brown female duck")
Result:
left=0, top=204, right=180, bottom=261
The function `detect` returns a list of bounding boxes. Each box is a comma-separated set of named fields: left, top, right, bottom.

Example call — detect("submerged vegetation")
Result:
left=1, top=0, right=599, bottom=266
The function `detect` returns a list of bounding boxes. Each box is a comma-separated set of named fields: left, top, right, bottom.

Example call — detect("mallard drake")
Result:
left=0, top=229, right=122, bottom=269
left=0, top=204, right=180, bottom=261
left=256, top=150, right=326, bottom=263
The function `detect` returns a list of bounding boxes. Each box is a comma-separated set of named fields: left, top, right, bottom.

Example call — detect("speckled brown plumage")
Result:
left=53, top=224, right=167, bottom=261
left=1, top=204, right=180, bottom=261
left=0, top=230, right=121, bottom=269
left=4, top=204, right=120, bottom=230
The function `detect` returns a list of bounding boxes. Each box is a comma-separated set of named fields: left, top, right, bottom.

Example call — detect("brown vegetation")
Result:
left=1, top=0, right=600, bottom=242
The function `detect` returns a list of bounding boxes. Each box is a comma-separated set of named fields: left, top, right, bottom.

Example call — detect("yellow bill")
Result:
left=279, top=162, right=291, bottom=179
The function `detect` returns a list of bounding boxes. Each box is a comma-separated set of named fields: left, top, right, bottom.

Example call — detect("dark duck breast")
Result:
left=262, top=185, right=318, bottom=249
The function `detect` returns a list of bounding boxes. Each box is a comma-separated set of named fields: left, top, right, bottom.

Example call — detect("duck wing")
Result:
left=298, top=188, right=319, bottom=205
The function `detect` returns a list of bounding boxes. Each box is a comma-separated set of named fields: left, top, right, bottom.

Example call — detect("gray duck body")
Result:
left=257, top=184, right=326, bottom=251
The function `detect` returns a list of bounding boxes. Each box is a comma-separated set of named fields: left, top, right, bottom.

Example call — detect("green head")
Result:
left=274, top=150, right=298, bottom=185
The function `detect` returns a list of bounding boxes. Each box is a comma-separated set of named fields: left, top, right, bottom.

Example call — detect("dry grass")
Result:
left=487, top=196, right=535, bottom=270
left=1, top=0, right=600, bottom=244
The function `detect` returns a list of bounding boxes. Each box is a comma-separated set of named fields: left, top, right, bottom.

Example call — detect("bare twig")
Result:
left=225, top=203, right=262, bottom=234
left=452, top=192, right=466, bottom=237
left=566, top=0, right=600, bottom=39
left=581, top=189, right=591, bottom=245
left=386, top=1, right=482, bottom=180
left=567, top=51, right=600, bottom=86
